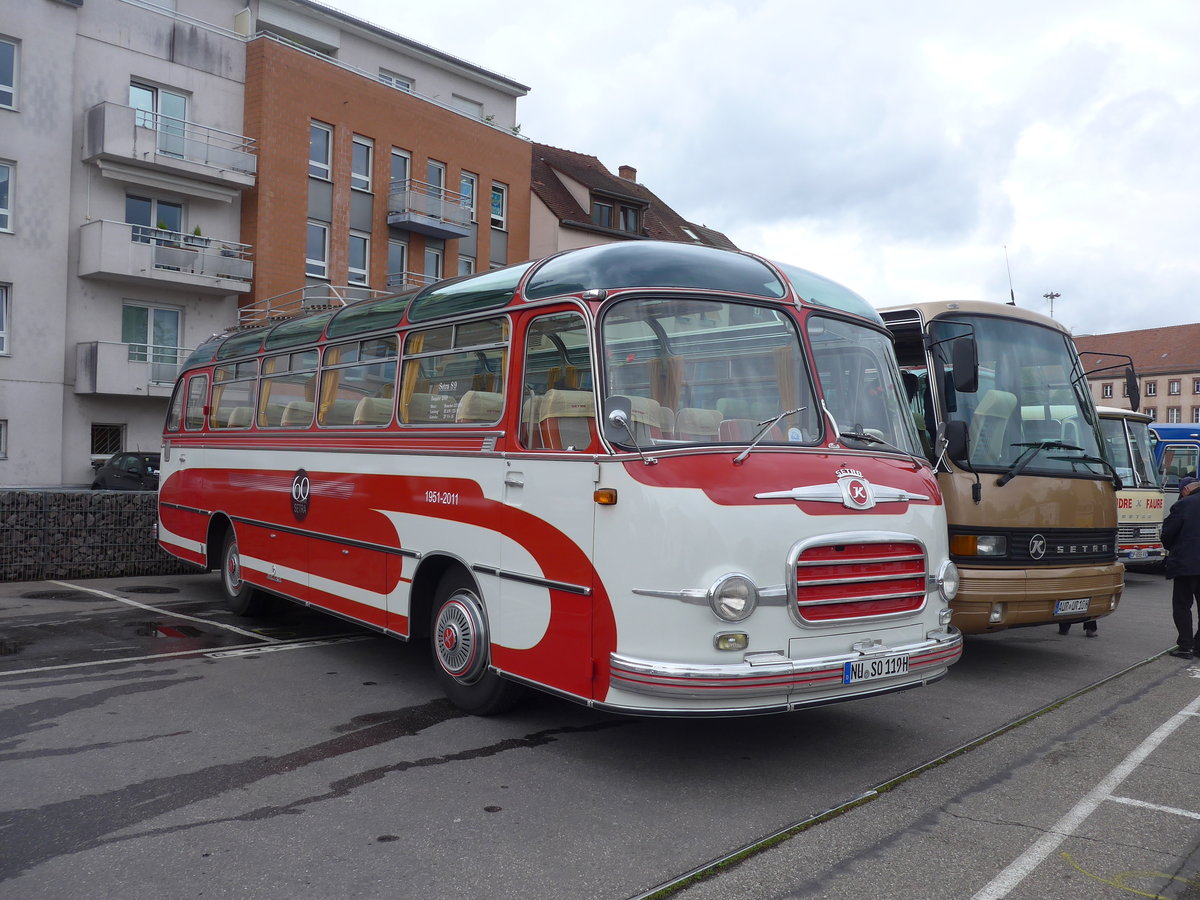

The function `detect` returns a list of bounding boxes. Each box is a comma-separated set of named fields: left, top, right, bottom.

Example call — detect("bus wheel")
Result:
left=430, top=572, right=525, bottom=715
left=220, top=530, right=270, bottom=616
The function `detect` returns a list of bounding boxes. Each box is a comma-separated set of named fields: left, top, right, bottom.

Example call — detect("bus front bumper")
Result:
left=608, top=629, right=962, bottom=700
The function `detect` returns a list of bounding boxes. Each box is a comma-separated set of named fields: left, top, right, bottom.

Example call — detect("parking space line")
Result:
left=0, top=643, right=275, bottom=677
left=972, top=690, right=1200, bottom=899
left=50, top=580, right=278, bottom=642
left=1108, top=795, right=1200, bottom=821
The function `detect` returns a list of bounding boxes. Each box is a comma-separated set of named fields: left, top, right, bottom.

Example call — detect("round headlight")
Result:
left=709, top=574, right=759, bottom=622
left=937, top=560, right=960, bottom=601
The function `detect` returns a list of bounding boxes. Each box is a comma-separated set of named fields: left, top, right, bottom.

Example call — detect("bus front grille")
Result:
left=794, top=541, right=927, bottom=622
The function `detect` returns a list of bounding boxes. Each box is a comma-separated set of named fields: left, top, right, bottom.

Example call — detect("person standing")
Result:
left=1161, top=475, right=1200, bottom=659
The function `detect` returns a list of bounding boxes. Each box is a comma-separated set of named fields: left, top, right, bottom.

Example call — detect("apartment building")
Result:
left=0, top=0, right=530, bottom=487
left=1075, top=323, right=1200, bottom=422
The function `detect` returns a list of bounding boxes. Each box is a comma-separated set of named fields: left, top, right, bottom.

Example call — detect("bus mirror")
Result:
left=602, top=395, right=634, bottom=444
left=943, top=419, right=970, bottom=463
left=951, top=338, right=978, bottom=393
left=1125, top=367, right=1140, bottom=411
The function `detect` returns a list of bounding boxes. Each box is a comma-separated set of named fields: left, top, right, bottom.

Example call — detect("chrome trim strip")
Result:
left=471, top=564, right=591, bottom=596
left=608, top=629, right=962, bottom=700
left=632, top=585, right=789, bottom=605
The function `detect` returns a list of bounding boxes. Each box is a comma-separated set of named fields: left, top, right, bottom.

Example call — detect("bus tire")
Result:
left=220, top=529, right=271, bottom=616
left=430, top=571, right=525, bottom=716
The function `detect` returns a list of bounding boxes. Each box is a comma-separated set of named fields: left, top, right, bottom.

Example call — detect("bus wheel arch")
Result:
left=428, top=565, right=525, bottom=715
left=214, top=519, right=271, bottom=617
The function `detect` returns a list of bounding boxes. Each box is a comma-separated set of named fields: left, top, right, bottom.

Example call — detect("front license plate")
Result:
left=1054, top=598, right=1090, bottom=615
left=1130, top=549, right=1148, bottom=559
left=844, top=654, right=910, bottom=685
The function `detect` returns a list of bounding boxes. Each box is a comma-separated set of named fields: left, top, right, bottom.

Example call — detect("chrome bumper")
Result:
left=609, top=629, right=962, bottom=700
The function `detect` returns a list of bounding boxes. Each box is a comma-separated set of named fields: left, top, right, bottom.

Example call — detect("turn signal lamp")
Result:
left=950, top=534, right=1006, bottom=556
left=714, top=632, right=749, bottom=651
left=594, top=488, right=618, bottom=505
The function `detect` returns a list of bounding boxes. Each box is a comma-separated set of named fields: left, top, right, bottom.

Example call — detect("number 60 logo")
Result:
left=291, top=469, right=311, bottom=521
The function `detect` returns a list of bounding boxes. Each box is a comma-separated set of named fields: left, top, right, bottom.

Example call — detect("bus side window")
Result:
left=520, top=311, right=593, bottom=450
left=184, top=374, right=209, bottom=431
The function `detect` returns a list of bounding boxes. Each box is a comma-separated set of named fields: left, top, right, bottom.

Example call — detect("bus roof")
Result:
left=182, top=241, right=879, bottom=370
left=1096, top=405, right=1152, bottom=422
left=879, top=299, right=1069, bottom=333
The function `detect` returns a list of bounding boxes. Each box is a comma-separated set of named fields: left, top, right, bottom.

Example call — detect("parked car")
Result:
left=90, top=452, right=161, bottom=491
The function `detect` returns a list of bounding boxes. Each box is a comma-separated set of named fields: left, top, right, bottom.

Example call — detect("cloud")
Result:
left=330, top=0, right=1200, bottom=334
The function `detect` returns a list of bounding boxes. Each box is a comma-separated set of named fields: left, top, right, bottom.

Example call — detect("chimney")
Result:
left=618, top=165, right=637, bottom=182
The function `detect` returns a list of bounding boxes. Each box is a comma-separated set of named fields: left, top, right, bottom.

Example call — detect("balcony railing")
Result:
left=237, top=284, right=393, bottom=327
left=84, top=101, right=257, bottom=191
left=386, top=270, right=439, bottom=291
left=78, top=220, right=253, bottom=294
left=75, top=341, right=194, bottom=397
left=387, top=179, right=472, bottom=239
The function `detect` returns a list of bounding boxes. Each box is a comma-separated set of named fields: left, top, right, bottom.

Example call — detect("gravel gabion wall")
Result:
left=0, top=490, right=201, bottom=582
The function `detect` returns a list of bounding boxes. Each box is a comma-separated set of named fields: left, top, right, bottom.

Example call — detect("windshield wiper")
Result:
left=733, top=407, right=807, bottom=465
left=1049, top=453, right=1124, bottom=490
left=838, top=430, right=909, bottom=457
left=995, top=440, right=1083, bottom=487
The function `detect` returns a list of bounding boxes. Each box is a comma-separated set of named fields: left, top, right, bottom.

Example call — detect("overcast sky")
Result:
left=322, top=0, right=1199, bottom=337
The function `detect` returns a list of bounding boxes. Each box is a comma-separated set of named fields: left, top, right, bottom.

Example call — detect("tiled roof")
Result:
left=530, top=142, right=737, bottom=249
left=1074, top=324, right=1200, bottom=378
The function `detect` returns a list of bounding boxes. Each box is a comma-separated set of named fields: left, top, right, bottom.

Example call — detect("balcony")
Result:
left=75, top=341, right=193, bottom=397
left=387, top=179, right=472, bottom=239
left=237, top=284, right=392, bottom=327
left=78, top=220, right=253, bottom=295
left=84, top=102, right=256, bottom=197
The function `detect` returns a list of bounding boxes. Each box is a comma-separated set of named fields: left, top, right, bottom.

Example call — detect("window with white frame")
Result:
left=387, top=239, right=408, bottom=288
left=1168, top=406, right=1182, bottom=423
left=309, top=121, right=332, bottom=180
left=306, top=221, right=329, bottom=278
left=125, top=194, right=182, bottom=242
left=1101, top=382, right=1113, bottom=398
left=1170, top=379, right=1181, bottom=395
left=378, top=69, right=412, bottom=92
left=129, top=82, right=186, bottom=157
left=458, top=256, right=475, bottom=276
left=351, top=135, right=373, bottom=192
left=425, top=246, right=443, bottom=281
left=348, top=231, right=370, bottom=284
left=490, top=182, right=508, bottom=230
left=0, top=283, right=9, bottom=355
left=0, top=161, right=10, bottom=231
left=1146, top=381, right=1158, bottom=397
left=427, top=160, right=446, bottom=199
left=460, top=172, right=477, bottom=221
left=1193, top=406, right=1200, bottom=424
left=1194, top=378, right=1200, bottom=394
left=391, top=148, right=410, bottom=187
left=0, top=37, right=16, bottom=109
left=122, top=302, right=181, bottom=383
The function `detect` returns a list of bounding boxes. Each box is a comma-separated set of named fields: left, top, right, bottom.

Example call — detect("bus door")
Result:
left=1159, top=441, right=1200, bottom=514
left=496, top=309, right=598, bottom=698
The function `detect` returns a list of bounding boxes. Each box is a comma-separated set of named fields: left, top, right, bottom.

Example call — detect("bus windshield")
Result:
left=1100, top=415, right=1161, bottom=489
left=931, top=315, right=1104, bottom=473
left=809, top=316, right=923, bottom=456
left=600, top=297, right=820, bottom=446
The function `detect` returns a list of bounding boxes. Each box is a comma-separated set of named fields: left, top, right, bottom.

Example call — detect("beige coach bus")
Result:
left=882, top=301, right=1124, bottom=634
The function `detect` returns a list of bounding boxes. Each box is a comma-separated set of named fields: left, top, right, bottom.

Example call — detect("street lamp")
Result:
left=1043, top=291, right=1061, bottom=318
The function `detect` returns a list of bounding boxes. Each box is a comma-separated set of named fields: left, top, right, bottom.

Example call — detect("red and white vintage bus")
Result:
left=158, top=241, right=962, bottom=716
